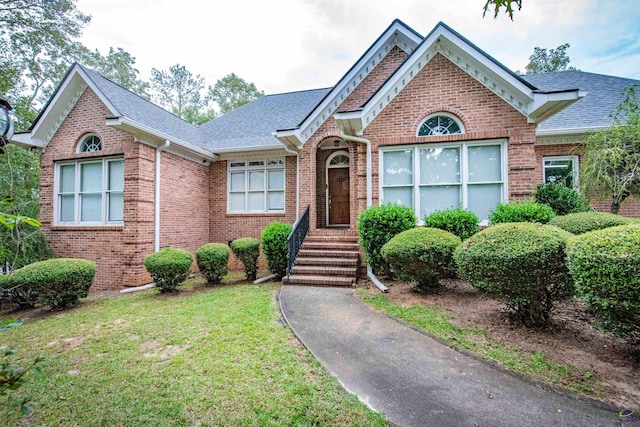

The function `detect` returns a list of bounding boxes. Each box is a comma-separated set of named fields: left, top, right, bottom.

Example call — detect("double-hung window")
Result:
left=381, top=140, right=506, bottom=222
left=543, top=156, right=579, bottom=189
left=228, top=159, right=285, bottom=213
left=55, top=158, right=124, bottom=225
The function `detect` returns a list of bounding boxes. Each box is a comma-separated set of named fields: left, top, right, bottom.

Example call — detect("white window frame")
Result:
left=542, top=155, right=579, bottom=190
left=416, top=112, right=465, bottom=137
left=227, top=158, right=286, bottom=214
left=54, top=157, right=124, bottom=226
left=379, top=139, right=508, bottom=224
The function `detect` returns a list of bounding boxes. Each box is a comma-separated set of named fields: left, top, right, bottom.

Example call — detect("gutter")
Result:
left=338, top=131, right=387, bottom=293
left=154, top=140, right=170, bottom=252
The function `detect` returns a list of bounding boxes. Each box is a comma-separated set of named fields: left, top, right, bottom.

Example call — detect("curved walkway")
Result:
left=279, top=285, right=620, bottom=427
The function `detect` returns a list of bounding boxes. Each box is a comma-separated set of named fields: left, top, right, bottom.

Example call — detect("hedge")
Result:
left=357, top=203, right=416, bottom=275
left=196, top=243, right=229, bottom=285
left=382, top=227, right=460, bottom=292
left=261, top=222, right=292, bottom=279
left=423, top=208, right=480, bottom=240
left=454, top=222, right=574, bottom=325
left=144, top=248, right=193, bottom=293
left=489, top=201, right=555, bottom=225
left=534, top=182, right=590, bottom=216
left=566, top=224, right=640, bottom=341
left=2, top=258, right=95, bottom=309
left=231, top=237, right=260, bottom=281
left=547, top=211, right=634, bottom=235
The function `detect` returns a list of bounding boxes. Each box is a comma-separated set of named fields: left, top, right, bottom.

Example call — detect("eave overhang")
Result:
left=527, top=89, right=587, bottom=123
left=106, top=117, right=217, bottom=161
left=333, top=110, right=365, bottom=137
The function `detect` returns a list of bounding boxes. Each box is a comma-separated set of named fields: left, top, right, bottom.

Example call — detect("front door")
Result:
left=328, top=167, right=350, bottom=225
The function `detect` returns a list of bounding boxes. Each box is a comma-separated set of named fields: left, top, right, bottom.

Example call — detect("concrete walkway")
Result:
left=279, top=286, right=621, bottom=427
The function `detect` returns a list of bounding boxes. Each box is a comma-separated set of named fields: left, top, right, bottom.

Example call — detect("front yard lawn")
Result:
left=0, top=279, right=386, bottom=426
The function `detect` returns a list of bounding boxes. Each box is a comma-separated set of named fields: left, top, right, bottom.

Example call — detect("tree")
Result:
left=208, top=73, right=264, bottom=115
left=149, top=64, right=213, bottom=124
left=483, top=0, right=522, bottom=20
left=525, top=43, right=577, bottom=74
left=580, top=86, right=640, bottom=214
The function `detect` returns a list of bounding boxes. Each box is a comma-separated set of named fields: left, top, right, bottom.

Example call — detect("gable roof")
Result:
left=274, top=19, right=423, bottom=150
left=199, top=88, right=331, bottom=152
left=521, top=71, right=639, bottom=134
left=334, top=22, right=585, bottom=136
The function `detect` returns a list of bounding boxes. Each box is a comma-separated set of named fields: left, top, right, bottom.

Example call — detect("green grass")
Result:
left=0, top=279, right=386, bottom=426
left=357, top=289, right=604, bottom=397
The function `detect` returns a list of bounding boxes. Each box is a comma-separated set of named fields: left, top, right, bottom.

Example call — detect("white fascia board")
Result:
left=536, top=125, right=605, bottom=137
left=106, top=117, right=217, bottom=161
left=334, top=111, right=364, bottom=136
left=527, top=90, right=586, bottom=123
left=294, top=22, right=422, bottom=145
left=7, top=133, right=44, bottom=148
left=273, top=129, right=302, bottom=150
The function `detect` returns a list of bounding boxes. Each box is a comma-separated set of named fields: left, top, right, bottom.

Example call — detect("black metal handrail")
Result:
left=286, top=205, right=310, bottom=278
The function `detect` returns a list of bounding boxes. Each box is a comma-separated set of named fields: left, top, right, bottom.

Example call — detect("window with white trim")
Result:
left=543, top=156, right=579, bottom=189
left=55, top=158, right=124, bottom=225
left=381, top=140, right=506, bottom=222
left=228, top=158, right=285, bottom=213
left=417, top=113, right=464, bottom=136
left=78, top=134, right=102, bottom=152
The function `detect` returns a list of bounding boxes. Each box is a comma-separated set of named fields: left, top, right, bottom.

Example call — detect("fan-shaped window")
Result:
left=78, top=135, right=101, bottom=152
left=417, top=114, right=463, bottom=136
left=329, top=154, right=349, bottom=167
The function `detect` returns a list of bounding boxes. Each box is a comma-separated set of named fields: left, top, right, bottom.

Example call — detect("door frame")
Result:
left=325, top=150, right=350, bottom=226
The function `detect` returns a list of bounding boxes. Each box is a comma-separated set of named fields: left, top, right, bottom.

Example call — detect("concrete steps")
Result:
left=283, top=230, right=360, bottom=287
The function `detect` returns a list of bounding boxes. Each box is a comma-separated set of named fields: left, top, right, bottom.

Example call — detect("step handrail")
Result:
left=286, top=205, right=310, bottom=279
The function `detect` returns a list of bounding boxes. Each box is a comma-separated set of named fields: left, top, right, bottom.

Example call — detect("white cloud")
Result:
left=76, top=0, right=640, bottom=93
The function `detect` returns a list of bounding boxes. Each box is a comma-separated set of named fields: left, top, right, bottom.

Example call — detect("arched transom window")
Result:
left=329, top=153, right=349, bottom=167
left=417, top=114, right=464, bottom=136
left=78, top=135, right=102, bottom=152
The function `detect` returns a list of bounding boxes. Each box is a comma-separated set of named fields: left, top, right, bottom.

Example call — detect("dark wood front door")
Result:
left=328, top=167, right=350, bottom=225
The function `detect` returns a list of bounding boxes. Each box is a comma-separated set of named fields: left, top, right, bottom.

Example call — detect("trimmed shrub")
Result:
left=534, top=182, right=590, bottom=216
left=196, top=243, right=229, bottom=285
left=423, top=208, right=480, bottom=240
left=382, top=227, right=461, bottom=292
left=3, top=258, right=96, bottom=309
left=566, top=224, right=640, bottom=341
left=357, top=203, right=416, bottom=275
left=548, top=211, right=634, bottom=235
left=0, top=271, right=39, bottom=309
left=489, top=201, right=555, bottom=225
left=144, top=248, right=193, bottom=293
left=454, top=223, right=574, bottom=325
left=261, top=222, right=292, bottom=279
left=231, top=237, right=260, bottom=281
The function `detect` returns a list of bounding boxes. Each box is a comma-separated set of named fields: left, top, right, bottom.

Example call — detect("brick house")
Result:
left=11, top=20, right=640, bottom=290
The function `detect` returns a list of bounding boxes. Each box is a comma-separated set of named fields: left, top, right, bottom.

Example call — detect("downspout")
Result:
left=282, top=145, right=300, bottom=221
left=338, top=131, right=387, bottom=293
left=154, top=140, right=170, bottom=252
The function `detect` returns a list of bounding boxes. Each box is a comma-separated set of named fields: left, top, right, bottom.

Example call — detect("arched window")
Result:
left=78, top=135, right=102, bottom=152
left=417, top=113, right=464, bottom=136
left=329, top=153, right=349, bottom=167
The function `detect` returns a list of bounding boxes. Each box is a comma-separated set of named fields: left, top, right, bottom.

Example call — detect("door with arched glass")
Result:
left=326, top=151, right=350, bottom=226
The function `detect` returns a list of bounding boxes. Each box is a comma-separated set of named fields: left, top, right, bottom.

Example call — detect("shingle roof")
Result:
left=79, top=65, right=202, bottom=145
left=521, top=71, right=639, bottom=131
left=199, top=88, right=331, bottom=150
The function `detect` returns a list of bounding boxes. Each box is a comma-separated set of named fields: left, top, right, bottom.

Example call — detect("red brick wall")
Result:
left=40, top=88, right=155, bottom=291
left=208, top=156, right=297, bottom=269
left=299, top=46, right=409, bottom=231
left=535, top=144, right=640, bottom=217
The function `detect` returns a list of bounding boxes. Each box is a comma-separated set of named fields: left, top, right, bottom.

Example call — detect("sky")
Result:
left=76, top=0, right=640, bottom=95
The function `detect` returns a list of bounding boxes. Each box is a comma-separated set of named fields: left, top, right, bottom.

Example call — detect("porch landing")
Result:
left=282, top=228, right=360, bottom=287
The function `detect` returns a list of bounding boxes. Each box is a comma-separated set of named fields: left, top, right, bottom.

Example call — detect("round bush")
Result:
left=534, top=182, right=590, bottom=216
left=489, top=201, right=555, bottom=225
left=230, top=237, right=260, bottom=281
left=196, top=243, right=229, bottom=285
left=547, top=211, right=634, bottom=235
left=144, top=248, right=193, bottom=293
left=566, top=224, right=640, bottom=340
left=261, top=222, right=292, bottom=279
left=382, top=227, right=461, bottom=292
left=3, top=258, right=95, bottom=309
left=454, top=223, right=574, bottom=325
left=424, top=208, right=480, bottom=240
left=0, top=270, right=39, bottom=309
left=357, top=203, right=416, bottom=275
